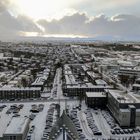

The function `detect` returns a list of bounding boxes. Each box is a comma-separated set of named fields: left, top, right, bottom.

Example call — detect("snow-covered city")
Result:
left=0, top=41, right=140, bottom=140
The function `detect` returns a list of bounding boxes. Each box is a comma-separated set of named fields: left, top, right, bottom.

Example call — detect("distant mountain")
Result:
left=1, top=35, right=140, bottom=43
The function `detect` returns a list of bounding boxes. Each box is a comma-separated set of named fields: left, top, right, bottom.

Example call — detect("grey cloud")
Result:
left=0, top=11, right=21, bottom=31
left=0, top=10, right=41, bottom=39
left=0, top=0, right=41, bottom=39
left=0, top=9, right=140, bottom=40
left=38, top=13, right=88, bottom=35
left=0, top=0, right=9, bottom=13
left=16, top=15, right=41, bottom=32
left=38, top=13, right=140, bottom=39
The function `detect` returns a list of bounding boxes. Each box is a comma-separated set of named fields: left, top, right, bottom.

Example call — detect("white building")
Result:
left=3, top=117, right=30, bottom=140
left=107, top=90, right=140, bottom=127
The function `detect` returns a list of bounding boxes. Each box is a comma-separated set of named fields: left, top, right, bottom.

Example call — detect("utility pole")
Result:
left=63, top=127, right=65, bottom=140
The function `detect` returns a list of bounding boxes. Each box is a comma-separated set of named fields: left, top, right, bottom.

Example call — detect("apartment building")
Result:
left=107, top=90, right=140, bottom=127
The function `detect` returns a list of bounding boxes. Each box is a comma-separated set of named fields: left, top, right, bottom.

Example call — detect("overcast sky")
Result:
left=0, top=0, right=140, bottom=40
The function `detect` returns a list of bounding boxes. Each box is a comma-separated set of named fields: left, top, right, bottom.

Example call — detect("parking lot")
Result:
left=77, top=104, right=140, bottom=140
left=0, top=100, right=80, bottom=140
left=0, top=101, right=140, bottom=140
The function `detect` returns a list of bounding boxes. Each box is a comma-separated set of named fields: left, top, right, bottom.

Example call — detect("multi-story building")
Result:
left=3, top=117, right=30, bottom=140
left=63, top=64, right=113, bottom=96
left=31, top=68, right=50, bottom=91
left=63, top=85, right=112, bottom=96
left=107, top=90, right=140, bottom=127
left=0, top=87, right=41, bottom=100
left=132, top=84, right=140, bottom=92
left=118, top=68, right=140, bottom=77
left=85, top=92, right=107, bottom=108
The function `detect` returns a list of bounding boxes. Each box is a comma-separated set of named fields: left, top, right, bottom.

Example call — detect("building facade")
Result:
left=107, top=90, right=140, bottom=127
left=3, top=117, right=30, bottom=140
left=0, top=87, right=41, bottom=100
left=85, top=92, right=107, bottom=108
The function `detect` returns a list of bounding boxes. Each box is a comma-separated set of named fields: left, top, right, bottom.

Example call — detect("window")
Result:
left=123, top=114, right=126, bottom=118
left=10, top=136, right=16, bottom=140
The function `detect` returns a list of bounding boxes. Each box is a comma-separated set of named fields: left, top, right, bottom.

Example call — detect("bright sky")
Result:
left=8, top=0, right=140, bottom=20
left=8, top=0, right=84, bottom=20
left=0, top=0, right=140, bottom=40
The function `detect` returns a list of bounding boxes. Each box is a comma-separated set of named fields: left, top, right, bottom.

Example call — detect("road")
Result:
left=56, top=68, right=63, bottom=99
left=93, top=111, right=110, bottom=139
left=50, top=68, right=62, bottom=99
left=0, top=98, right=79, bottom=104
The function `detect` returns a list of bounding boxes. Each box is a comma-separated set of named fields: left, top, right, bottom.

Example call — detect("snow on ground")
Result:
left=0, top=102, right=51, bottom=140
left=92, top=110, right=110, bottom=139
left=0, top=107, right=12, bottom=138
left=31, top=104, right=49, bottom=140
left=78, top=110, right=93, bottom=139
left=0, top=100, right=79, bottom=140
left=0, top=100, right=140, bottom=140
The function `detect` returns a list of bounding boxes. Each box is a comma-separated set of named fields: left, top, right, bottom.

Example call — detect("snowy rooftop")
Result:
left=120, top=109, right=130, bottom=113
left=87, top=71, right=99, bottom=79
left=31, top=77, right=45, bottom=86
left=117, top=60, right=134, bottom=67
left=95, top=79, right=108, bottom=86
left=108, top=90, right=139, bottom=103
left=0, top=87, right=41, bottom=91
left=0, top=111, right=11, bottom=137
left=133, top=84, right=140, bottom=88
left=82, top=65, right=89, bottom=71
left=4, top=117, right=29, bottom=135
left=65, top=74, right=77, bottom=85
left=67, top=84, right=112, bottom=89
left=119, top=67, right=140, bottom=72
left=136, top=78, right=140, bottom=81
left=86, top=92, right=106, bottom=98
